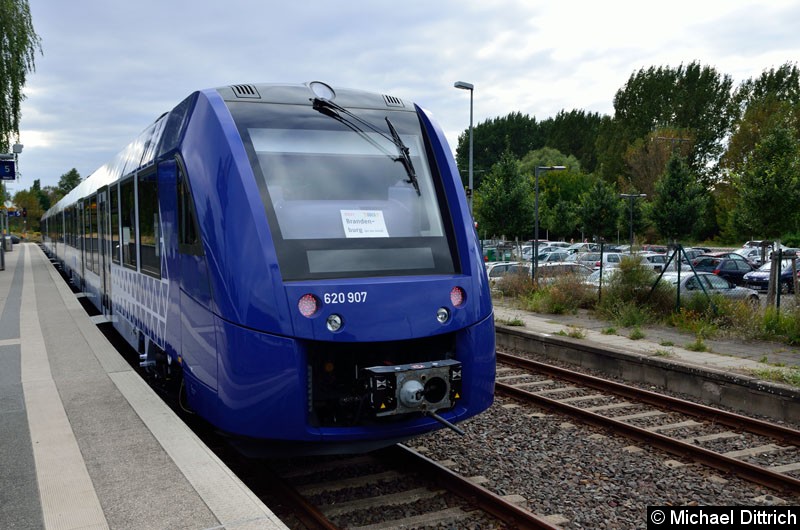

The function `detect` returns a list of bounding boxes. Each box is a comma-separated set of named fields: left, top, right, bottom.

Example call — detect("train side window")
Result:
left=84, top=198, right=94, bottom=273
left=90, top=194, right=99, bottom=274
left=120, top=177, right=137, bottom=269
left=110, top=185, right=120, bottom=264
left=177, top=165, right=202, bottom=255
left=138, top=170, right=161, bottom=277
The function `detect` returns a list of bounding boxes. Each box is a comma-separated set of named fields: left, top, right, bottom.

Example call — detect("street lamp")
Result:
left=454, top=81, right=474, bottom=215
left=619, top=193, right=646, bottom=249
left=532, top=165, right=566, bottom=283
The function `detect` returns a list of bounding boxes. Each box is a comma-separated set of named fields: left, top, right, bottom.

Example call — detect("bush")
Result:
left=596, top=259, right=673, bottom=324
left=522, top=274, right=596, bottom=314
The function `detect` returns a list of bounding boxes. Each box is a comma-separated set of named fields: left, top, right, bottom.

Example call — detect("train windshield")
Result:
left=230, top=101, right=457, bottom=281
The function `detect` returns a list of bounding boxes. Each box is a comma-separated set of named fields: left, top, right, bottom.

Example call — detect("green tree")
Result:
left=722, top=63, right=800, bottom=176
left=31, top=178, right=50, bottom=211
left=11, top=187, right=41, bottom=232
left=599, top=62, right=735, bottom=185
left=731, top=122, right=800, bottom=238
left=577, top=179, right=620, bottom=240
left=518, top=146, right=580, bottom=176
left=539, top=109, right=605, bottom=173
left=650, top=155, right=708, bottom=241
left=1, top=0, right=41, bottom=149
left=57, top=168, right=82, bottom=196
left=455, top=112, right=542, bottom=191
left=543, top=199, right=579, bottom=240
left=474, top=150, right=533, bottom=239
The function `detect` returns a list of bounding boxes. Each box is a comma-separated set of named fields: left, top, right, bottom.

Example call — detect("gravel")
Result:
left=411, top=393, right=800, bottom=529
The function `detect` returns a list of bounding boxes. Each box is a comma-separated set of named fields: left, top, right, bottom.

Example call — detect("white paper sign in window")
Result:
left=341, top=210, right=389, bottom=238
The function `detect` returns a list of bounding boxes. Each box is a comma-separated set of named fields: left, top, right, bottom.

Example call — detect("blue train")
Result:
left=41, top=82, right=495, bottom=454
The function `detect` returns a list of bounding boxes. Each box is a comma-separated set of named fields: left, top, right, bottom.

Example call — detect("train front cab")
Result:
left=173, top=84, right=495, bottom=451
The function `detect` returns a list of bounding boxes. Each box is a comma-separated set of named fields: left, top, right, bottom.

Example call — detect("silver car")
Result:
left=656, top=272, right=759, bottom=303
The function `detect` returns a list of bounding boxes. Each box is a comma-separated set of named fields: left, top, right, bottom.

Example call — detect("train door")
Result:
left=172, top=159, right=217, bottom=391
left=97, top=186, right=112, bottom=314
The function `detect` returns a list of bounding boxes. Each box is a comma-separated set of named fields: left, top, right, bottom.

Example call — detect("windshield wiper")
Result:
left=385, top=117, right=419, bottom=195
left=312, top=98, right=420, bottom=195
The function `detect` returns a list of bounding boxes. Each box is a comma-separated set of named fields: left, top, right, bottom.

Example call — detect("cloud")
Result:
left=13, top=0, right=800, bottom=191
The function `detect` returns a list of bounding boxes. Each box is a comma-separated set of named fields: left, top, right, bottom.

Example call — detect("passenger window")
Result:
left=138, top=171, right=161, bottom=277
left=110, top=185, right=120, bottom=264
left=120, top=178, right=137, bottom=269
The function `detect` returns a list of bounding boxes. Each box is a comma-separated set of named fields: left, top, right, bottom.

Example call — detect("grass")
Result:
left=750, top=367, right=800, bottom=387
left=497, top=317, right=525, bottom=326
left=685, top=336, right=709, bottom=352
left=496, top=259, right=800, bottom=348
left=556, top=326, right=586, bottom=339
left=628, top=327, right=645, bottom=340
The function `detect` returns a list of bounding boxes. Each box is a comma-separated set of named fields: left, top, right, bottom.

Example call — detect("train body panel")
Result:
left=42, top=82, right=495, bottom=454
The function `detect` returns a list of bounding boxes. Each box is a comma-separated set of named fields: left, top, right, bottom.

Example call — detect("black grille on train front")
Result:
left=305, top=333, right=457, bottom=427
left=383, top=94, right=404, bottom=107
left=231, top=84, right=261, bottom=99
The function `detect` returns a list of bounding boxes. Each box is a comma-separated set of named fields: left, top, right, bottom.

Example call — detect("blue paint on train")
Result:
left=42, top=82, right=495, bottom=454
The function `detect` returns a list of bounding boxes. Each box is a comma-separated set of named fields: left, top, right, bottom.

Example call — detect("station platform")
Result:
left=0, top=243, right=288, bottom=529
left=493, top=298, right=800, bottom=423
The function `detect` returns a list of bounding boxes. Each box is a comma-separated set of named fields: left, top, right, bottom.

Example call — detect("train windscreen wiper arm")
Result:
left=312, top=98, right=420, bottom=195
left=385, top=117, right=419, bottom=196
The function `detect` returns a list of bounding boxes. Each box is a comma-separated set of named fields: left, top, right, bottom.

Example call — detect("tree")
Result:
left=474, top=150, right=533, bottom=240
left=577, top=179, right=620, bottom=241
left=57, top=168, right=82, bottom=196
left=11, top=187, right=41, bottom=232
left=622, top=127, right=694, bottom=197
left=455, top=112, right=542, bottom=191
left=1, top=0, right=41, bottom=150
left=722, top=63, right=800, bottom=176
left=731, top=122, right=800, bottom=238
left=599, top=62, right=735, bottom=185
left=650, top=155, right=708, bottom=241
left=540, top=109, right=605, bottom=173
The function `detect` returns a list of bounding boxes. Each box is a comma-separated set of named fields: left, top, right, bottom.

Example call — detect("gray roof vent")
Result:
left=231, top=84, right=261, bottom=99
left=383, top=94, right=404, bottom=107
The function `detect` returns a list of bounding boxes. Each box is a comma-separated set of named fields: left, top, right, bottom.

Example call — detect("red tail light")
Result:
left=298, top=294, right=320, bottom=317
left=450, top=286, right=466, bottom=307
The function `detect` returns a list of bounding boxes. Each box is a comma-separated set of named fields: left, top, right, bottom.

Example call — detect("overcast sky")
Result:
left=11, top=0, right=800, bottom=192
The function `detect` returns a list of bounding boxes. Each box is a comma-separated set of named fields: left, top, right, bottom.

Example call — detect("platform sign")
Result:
left=0, top=160, right=15, bottom=180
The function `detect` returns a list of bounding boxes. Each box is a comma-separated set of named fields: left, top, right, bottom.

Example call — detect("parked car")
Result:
left=588, top=252, right=626, bottom=270
left=536, top=262, right=593, bottom=284
left=742, top=260, right=800, bottom=293
left=656, top=272, right=759, bottom=304
left=584, top=267, right=622, bottom=287
left=639, top=253, right=668, bottom=272
left=564, top=242, right=598, bottom=254
left=691, top=256, right=756, bottom=285
left=538, top=251, right=571, bottom=263
left=734, top=247, right=765, bottom=266
left=486, top=261, right=520, bottom=284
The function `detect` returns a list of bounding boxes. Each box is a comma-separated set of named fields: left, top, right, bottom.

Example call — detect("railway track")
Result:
left=225, top=443, right=559, bottom=529
left=496, top=351, right=800, bottom=494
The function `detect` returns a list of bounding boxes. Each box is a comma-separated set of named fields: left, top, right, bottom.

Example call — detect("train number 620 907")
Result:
left=324, top=291, right=368, bottom=304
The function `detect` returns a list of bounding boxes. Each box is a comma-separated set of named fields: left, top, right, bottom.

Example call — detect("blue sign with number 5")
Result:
left=0, top=160, right=15, bottom=180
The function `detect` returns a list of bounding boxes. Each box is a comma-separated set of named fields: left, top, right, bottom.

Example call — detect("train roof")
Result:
left=44, top=82, right=414, bottom=217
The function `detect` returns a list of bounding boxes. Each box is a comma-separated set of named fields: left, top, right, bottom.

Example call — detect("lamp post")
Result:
left=532, top=165, right=566, bottom=283
left=454, top=81, right=474, bottom=215
left=619, top=193, right=646, bottom=249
